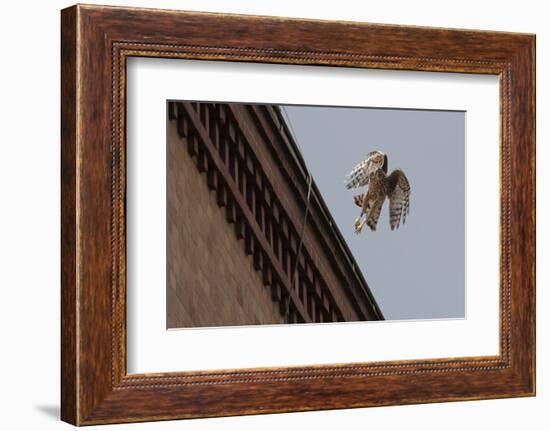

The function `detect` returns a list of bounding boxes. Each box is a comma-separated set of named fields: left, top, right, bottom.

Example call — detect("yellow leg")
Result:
left=354, top=216, right=363, bottom=234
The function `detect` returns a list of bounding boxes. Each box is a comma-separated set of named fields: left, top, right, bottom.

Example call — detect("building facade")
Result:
left=167, top=101, right=383, bottom=328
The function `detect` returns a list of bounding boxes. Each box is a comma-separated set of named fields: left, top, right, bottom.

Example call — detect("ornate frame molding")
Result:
left=61, top=4, right=535, bottom=425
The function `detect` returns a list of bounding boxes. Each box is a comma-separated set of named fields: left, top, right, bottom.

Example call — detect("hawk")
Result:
left=345, top=150, right=411, bottom=234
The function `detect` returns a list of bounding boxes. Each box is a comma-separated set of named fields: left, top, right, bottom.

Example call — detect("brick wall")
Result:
left=167, top=120, right=286, bottom=328
left=231, top=105, right=367, bottom=321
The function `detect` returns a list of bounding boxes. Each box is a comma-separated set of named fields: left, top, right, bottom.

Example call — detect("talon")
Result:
left=354, top=218, right=363, bottom=234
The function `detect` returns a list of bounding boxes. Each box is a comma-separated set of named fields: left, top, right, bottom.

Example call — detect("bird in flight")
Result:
left=345, top=150, right=411, bottom=234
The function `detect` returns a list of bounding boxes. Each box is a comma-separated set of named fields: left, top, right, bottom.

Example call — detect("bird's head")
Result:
left=368, top=150, right=388, bottom=173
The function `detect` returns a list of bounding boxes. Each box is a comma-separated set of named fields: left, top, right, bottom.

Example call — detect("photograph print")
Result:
left=166, top=101, right=465, bottom=329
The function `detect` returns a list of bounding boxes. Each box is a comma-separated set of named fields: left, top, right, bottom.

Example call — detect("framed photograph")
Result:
left=61, top=4, right=535, bottom=425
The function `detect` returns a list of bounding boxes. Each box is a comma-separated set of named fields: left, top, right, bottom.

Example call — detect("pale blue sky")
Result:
left=283, top=105, right=465, bottom=321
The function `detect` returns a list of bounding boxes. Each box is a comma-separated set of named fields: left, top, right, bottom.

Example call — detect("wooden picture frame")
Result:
left=61, top=4, right=535, bottom=425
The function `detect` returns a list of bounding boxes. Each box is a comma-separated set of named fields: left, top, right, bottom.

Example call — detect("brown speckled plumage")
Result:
left=347, top=151, right=410, bottom=233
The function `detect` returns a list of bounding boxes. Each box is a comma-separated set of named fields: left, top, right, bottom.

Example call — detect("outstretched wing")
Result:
left=387, top=169, right=411, bottom=230
left=345, top=152, right=381, bottom=189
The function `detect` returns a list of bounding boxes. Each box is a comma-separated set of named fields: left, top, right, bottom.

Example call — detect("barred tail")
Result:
left=353, top=193, right=365, bottom=208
